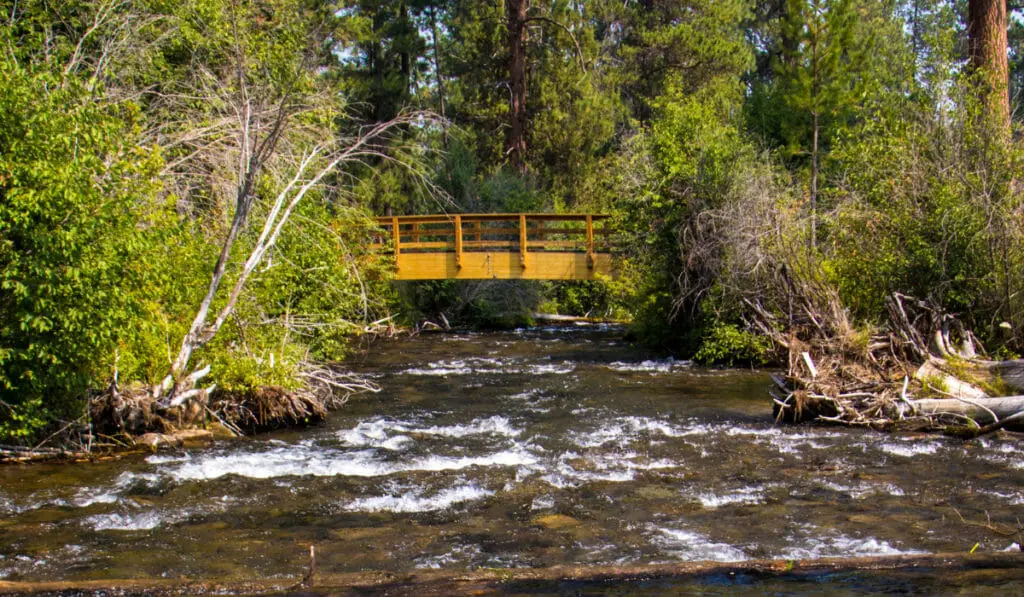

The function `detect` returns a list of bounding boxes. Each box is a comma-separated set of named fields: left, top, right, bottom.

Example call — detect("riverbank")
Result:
left=3, top=552, right=1023, bottom=596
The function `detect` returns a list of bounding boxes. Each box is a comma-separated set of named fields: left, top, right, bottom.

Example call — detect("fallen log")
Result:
left=911, top=395, right=1024, bottom=425
left=994, top=360, right=1024, bottom=392
left=966, top=359, right=1024, bottom=393
left=915, top=359, right=990, bottom=400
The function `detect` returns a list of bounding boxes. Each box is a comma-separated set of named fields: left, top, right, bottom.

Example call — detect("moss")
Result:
left=940, top=357, right=1013, bottom=397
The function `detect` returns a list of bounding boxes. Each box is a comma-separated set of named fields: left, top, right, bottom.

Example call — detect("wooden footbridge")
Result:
left=373, top=214, right=615, bottom=280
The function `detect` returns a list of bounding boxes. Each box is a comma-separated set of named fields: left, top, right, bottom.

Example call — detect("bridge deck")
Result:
left=373, top=213, right=615, bottom=280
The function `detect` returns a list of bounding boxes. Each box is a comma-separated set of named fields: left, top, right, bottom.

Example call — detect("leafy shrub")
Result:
left=0, top=58, right=166, bottom=441
left=693, top=323, right=773, bottom=367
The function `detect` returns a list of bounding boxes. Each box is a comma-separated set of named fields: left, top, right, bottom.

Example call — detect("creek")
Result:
left=1, top=324, right=1023, bottom=593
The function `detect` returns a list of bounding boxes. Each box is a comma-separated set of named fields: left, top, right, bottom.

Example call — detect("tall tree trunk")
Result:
left=911, top=0, right=920, bottom=81
left=967, top=0, right=1010, bottom=132
left=399, top=2, right=411, bottom=98
left=810, top=110, right=819, bottom=251
left=507, top=0, right=528, bottom=173
left=429, top=5, right=445, bottom=120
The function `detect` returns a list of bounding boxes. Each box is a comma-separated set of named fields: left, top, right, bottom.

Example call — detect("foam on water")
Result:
left=146, top=453, right=192, bottom=465
left=344, top=483, right=494, bottom=513
left=337, top=415, right=521, bottom=452
left=692, top=485, right=765, bottom=508
left=397, top=357, right=520, bottom=376
left=979, top=437, right=1023, bottom=453
left=168, top=448, right=388, bottom=480
left=413, top=415, right=521, bottom=438
left=605, top=358, right=691, bottom=373
left=398, top=357, right=575, bottom=377
left=568, top=416, right=693, bottom=448
left=531, top=495, right=556, bottom=510
left=414, top=543, right=483, bottom=569
left=721, top=425, right=849, bottom=457
left=72, top=488, right=121, bottom=508
left=86, top=510, right=167, bottom=531
left=780, top=535, right=924, bottom=559
left=163, top=444, right=536, bottom=482
left=779, top=523, right=927, bottom=558
left=878, top=441, right=941, bottom=457
left=819, top=480, right=877, bottom=499
left=0, top=496, right=23, bottom=516
left=978, top=489, right=1024, bottom=505
left=538, top=450, right=683, bottom=488
left=399, top=359, right=477, bottom=376
left=72, top=471, right=162, bottom=508
left=413, top=450, right=537, bottom=472
left=337, top=417, right=414, bottom=450
left=649, top=526, right=748, bottom=562
left=527, top=362, right=576, bottom=375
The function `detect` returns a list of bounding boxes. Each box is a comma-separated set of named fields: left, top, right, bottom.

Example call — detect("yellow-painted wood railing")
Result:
left=371, top=213, right=615, bottom=280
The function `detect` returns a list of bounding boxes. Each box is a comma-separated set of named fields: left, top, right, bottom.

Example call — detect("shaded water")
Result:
left=2, top=324, right=1023, bottom=591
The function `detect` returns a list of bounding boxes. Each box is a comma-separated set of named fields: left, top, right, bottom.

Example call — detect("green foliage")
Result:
left=774, top=0, right=870, bottom=150
left=0, top=52, right=167, bottom=441
left=241, top=200, right=395, bottom=363
left=202, top=328, right=305, bottom=394
left=693, top=322, right=773, bottom=367
left=822, top=80, right=1022, bottom=327
left=337, top=0, right=430, bottom=122
left=0, top=397, right=46, bottom=442
left=544, top=281, right=617, bottom=319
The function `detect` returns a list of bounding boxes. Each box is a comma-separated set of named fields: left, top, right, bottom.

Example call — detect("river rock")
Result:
left=175, top=429, right=214, bottom=446
left=533, top=514, right=580, bottom=530
left=135, top=433, right=178, bottom=450
left=208, top=421, right=237, bottom=439
left=134, top=429, right=213, bottom=451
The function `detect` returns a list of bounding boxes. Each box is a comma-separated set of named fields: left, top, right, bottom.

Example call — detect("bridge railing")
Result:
left=371, top=213, right=614, bottom=270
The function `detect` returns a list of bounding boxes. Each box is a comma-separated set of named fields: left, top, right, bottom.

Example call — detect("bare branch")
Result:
left=522, top=15, right=587, bottom=73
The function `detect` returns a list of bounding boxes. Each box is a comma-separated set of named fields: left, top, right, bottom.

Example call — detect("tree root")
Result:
left=76, top=361, right=380, bottom=451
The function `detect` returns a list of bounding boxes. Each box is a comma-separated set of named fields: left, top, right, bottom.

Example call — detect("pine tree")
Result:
left=775, top=0, right=868, bottom=248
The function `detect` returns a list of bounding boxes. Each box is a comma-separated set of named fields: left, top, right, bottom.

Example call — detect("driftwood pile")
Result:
left=766, top=293, right=1024, bottom=435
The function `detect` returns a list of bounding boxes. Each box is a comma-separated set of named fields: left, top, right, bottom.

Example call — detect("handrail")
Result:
left=371, top=213, right=615, bottom=280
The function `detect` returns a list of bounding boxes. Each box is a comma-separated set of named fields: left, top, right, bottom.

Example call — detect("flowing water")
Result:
left=2, top=324, right=1024, bottom=593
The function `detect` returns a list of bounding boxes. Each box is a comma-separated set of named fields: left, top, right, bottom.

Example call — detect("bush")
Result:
left=0, top=59, right=166, bottom=441
left=693, top=322, right=772, bottom=367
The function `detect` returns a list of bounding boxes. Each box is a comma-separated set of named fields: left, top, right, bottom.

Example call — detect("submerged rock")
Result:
left=533, top=514, right=580, bottom=530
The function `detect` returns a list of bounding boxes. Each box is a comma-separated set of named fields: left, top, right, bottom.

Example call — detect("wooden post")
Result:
left=454, top=215, right=463, bottom=269
left=585, top=215, right=595, bottom=269
left=519, top=214, right=528, bottom=269
left=391, top=216, right=400, bottom=260
left=412, top=222, right=420, bottom=243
